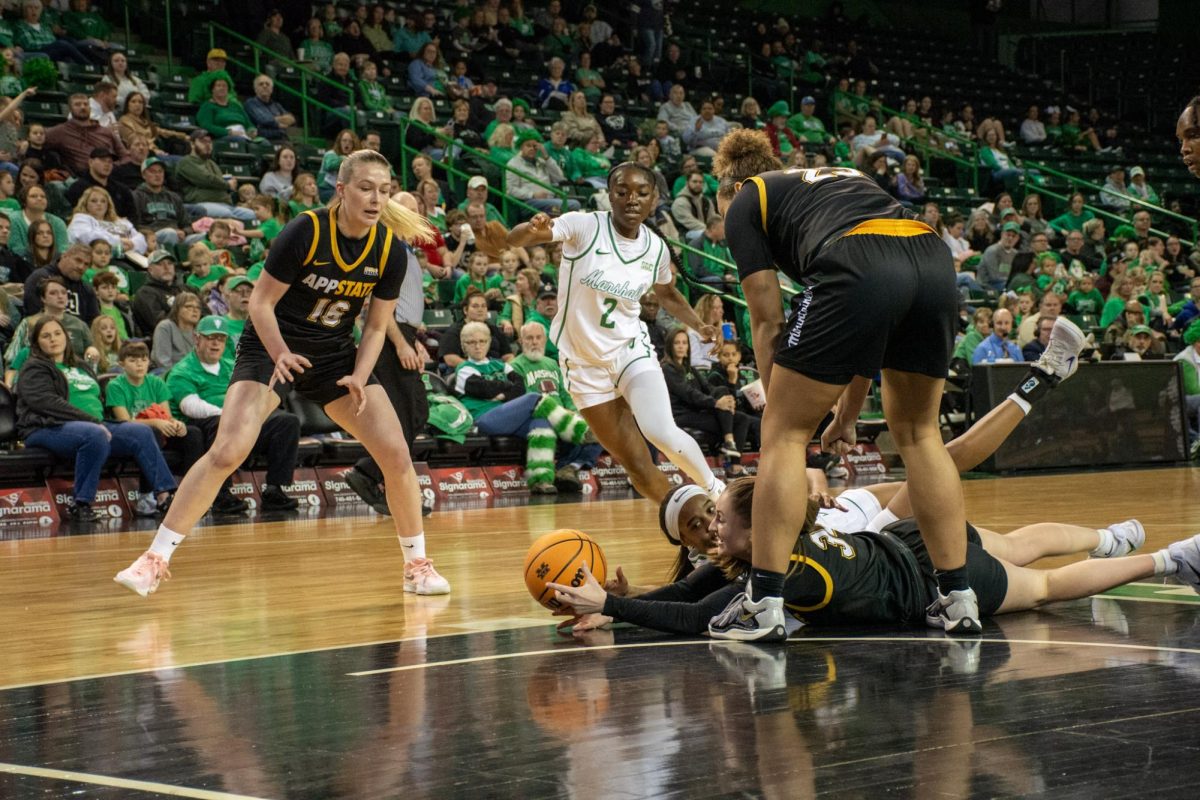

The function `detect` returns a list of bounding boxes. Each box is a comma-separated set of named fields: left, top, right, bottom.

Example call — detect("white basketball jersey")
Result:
left=549, top=211, right=672, bottom=363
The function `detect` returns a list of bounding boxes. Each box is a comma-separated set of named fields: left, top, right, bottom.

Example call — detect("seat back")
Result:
left=0, top=382, right=16, bottom=444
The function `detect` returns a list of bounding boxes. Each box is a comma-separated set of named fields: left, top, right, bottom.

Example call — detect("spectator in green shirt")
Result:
left=107, top=338, right=203, bottom=473
left=356, top=60, right=394, bottom=116
left=453, top=250, right=505, bottom=307
left=567, top=131, right=611, bottom=189
left=787, top=96, right=834, bottom=145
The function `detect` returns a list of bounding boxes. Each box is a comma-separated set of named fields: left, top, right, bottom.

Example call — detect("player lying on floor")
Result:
left=547, top=475, right=1200, bottom=638
left=627, top=324, right=1087, bottom=595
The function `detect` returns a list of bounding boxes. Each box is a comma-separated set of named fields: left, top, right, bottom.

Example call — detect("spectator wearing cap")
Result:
left=166, top=314, right=301, bottom=514
left=1122, top=323, right=1163, bottom=360
left=131, top=250, right=182, bottom=337
left=132, top=156, right=193, bottom=247
left=196, top=77, right=256, bottom=141
left=88, top=80, right=119, bottom=128
left=44, top=93, right=130, bottom=176
left=456, top=175, right=504, bottom=223
left=176, top=130, right=255, bottom=223
left=22, top=243, right=99, bottom=322
left=187, top=48, right=235, bottom=105
left=505, top=130, right=578, bottom=215
left=763, top=101, right=802, bottom=159
left=971, top=307, right=1023, bottom=364
left=1099, top=165, right=1132, bottom=212
left=977, top=220, right=1022, bottom=291
left=244, top=74, right=295, bottom=143
left=524, top=289, right=559, bottom=360
left=783, top=97, right=827, bottom=146
left=64, top=146, right=137, bottom=220
left=1127, top=166, right=1160, bottom=207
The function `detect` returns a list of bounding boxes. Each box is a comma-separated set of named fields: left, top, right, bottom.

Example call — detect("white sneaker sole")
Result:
left=404, top=580, right=451, bottom=595
left=113, top=573, right=152, bottom=598
left=708, top=624, right=788, bottom=642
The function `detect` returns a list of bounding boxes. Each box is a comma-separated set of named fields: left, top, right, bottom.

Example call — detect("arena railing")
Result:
left=206, top=22, right=357, bottom=143
left=1016, top=160, right=1197, bottom=245
left=398, top=117, right=572, bottom=222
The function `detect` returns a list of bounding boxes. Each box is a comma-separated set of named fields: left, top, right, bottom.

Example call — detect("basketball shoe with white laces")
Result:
left=1167, top=534, right=1200, bottom=592
left=1092, top=519, right=1145, bottom=558
left=925, top=587, right=982, bottom=634
left=708, top=592, right=788, bottom=642
left=404, top=557, right=451, bottom=595
left=114, top=551, right=172, bottom=597
left=1032, top=316, right=1086, bottom=384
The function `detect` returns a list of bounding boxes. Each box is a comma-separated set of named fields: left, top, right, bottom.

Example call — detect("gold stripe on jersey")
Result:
left=301, top=210, right=321, bottom=266
left=783, top=553, right=834, bottom=613
left=329, top=206, right=378, bottom=273
left=841, top=219, right=936, bottom=238
left=748, top=176, right=768, bottom=230
left=377, top=224, right=393, bottom=281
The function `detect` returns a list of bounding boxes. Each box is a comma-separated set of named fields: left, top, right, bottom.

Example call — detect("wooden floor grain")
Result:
left=3, top=467, right=1199, bottom=689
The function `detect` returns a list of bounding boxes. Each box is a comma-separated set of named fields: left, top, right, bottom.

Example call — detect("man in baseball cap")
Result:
left=458, top=174, right=504, bottom=222
left=134, top=157, right=194, bottom=247
left=64, top=144, right=137, bottom=218
left=188, top=48, right=234, bottom=104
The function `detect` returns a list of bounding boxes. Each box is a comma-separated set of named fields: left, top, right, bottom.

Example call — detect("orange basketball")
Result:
left=523, top=529, right=607, bottom=610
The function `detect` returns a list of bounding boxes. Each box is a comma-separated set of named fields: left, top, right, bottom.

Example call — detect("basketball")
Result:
left=523, top=529, right=607, bottom=610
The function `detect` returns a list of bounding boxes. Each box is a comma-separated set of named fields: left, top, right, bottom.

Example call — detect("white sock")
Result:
left=399, top=533, right=426, bottom=563
left=1006, top=393, right=1033, bottom=415
left=149, top=525, right=186, bottom=563
left=1152, top=548, right=1178, bottom=576
left=867, top=507, right=900, bottom=533
left=1090, top=527, right=1116, bottom=558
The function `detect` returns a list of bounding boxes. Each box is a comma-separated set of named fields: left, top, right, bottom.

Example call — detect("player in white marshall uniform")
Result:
left=509, top=162, right=725, bottom=502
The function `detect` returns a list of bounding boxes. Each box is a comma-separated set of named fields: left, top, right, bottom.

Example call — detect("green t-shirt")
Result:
left=288, top=200, right=322, bottom=218
left=567, top=148, right=611, bottom=182
left=510, top=354, right=574, bottom=410
left=219, top=313, right=246, bottom=360
left=246, top=260, right=265, bottom=282
left=953, top=329, right=984, bottom=362
left=358, top=79, right=391, bottom=112
left=99, top=304, right=129, bottom=339
left=453, top=358, right=513, bottom=417
left=699, top=237, right=734, bottom=279
left=545, top=142, right=571, bottom=173
left=186, top=264, right=230, bottom=293
left=301, top=38, right=334, bottom=73
left=1068, top=289, right=1104, bottom=315
left=453, top=273, right=504, bottom=306
left=62, top=10, right=110, bottom=40
left=105, top=373, right=170, bottom=416
left=166, top=351, right=232, bottom=420
left=59, top=362, right=104, bottom=420
left=786, top=112, right=829, bottom=144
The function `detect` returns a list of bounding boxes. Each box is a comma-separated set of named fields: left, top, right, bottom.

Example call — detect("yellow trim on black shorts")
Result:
left=841, top=219, right=936, bottom=238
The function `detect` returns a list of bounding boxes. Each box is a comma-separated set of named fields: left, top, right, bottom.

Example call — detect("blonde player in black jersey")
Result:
left=706, top=131, right=1085, bottom=641
left=115, top=150, right=452, bottom=597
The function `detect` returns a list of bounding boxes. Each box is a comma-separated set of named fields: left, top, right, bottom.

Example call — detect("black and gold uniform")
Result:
left=601, top=520, right=1007, bottom=635
left=723, top=167, right=957, bottom=384
left=233, top=207, right=408, bottom=406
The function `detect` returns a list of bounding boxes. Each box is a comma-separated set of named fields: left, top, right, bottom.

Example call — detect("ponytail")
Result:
left=331, top=149, right=436, bottom=245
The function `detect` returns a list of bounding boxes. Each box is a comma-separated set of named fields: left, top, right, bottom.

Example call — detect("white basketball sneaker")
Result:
left=404, top=557, right=451, bottom=595
left=1032, top=316, right=1086, bottom=384
left=114, top=551, right=172, bottom=598
left=1092, top=519, right=1145, bottom=558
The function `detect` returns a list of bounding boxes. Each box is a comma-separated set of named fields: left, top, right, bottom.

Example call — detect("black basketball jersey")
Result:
left=247, top=207, right=407, bottom=353
left=782, top=524, right=930, bottom=625
left=724, top=167, right=910, bottom=284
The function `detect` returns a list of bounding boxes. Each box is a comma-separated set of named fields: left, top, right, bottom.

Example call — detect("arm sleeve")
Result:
left=371, top=240, right=408, bottom=302
left=180, top=393, right=222, bottom=418
left=263, top=212, right=318, bottom=286
left=639, top=563, right=732, bottom=602
left=603, top=581, right=741, bottom=635
left=724, top=185, right=775, bottom=280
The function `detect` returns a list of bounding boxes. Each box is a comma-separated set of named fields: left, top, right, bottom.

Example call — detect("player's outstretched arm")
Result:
left=507, top=213, right=555, bottom=247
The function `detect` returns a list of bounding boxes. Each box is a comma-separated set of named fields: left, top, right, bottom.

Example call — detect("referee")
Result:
left=345, top=191, right=431, bottom=515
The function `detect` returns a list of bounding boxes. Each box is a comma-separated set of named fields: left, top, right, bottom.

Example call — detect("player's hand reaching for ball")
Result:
left=547, top=561, right=606, bottom=615
left=529, top=212, right=553, bottom=233
left=336, top=374, right=369, bottom=415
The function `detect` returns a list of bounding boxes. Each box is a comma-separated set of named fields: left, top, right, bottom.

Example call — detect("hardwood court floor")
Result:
left=2, top=467, right=1200, bottom=799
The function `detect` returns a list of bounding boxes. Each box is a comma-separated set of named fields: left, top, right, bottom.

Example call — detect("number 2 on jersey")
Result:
left=306, top=297, right=351, bottom=328
left=785, top=166, right=864, bottom=183
left=599, top=297, right=618, bottom=329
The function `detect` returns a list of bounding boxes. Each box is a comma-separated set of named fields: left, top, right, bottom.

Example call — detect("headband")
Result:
left=660, top=484, right=708, bottom=544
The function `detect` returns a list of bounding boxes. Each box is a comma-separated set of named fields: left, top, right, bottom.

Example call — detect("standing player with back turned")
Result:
left=114, top=150, right=452, bottom=597
left=706, top=130, right=1084, bottom=641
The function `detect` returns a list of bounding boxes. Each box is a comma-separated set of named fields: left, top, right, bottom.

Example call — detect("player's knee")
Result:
left=888, top=420, right=940, bottom=447
left=207, top=437, right=254, bottom=473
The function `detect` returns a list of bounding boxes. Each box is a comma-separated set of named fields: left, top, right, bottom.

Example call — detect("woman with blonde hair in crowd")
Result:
left=560, top=90, right=604, bottom=148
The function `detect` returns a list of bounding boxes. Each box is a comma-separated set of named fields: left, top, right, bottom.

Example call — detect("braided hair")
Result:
left=606, top=161, right=683, bottom=273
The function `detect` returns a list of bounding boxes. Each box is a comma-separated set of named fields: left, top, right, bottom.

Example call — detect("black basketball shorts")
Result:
left=231, top=328, right=378, bottom=408
left=774, top=225, right=958, bottom=385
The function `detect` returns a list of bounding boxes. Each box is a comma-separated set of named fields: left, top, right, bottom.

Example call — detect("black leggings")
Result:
left=674, top=408, right=755, bottom=451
